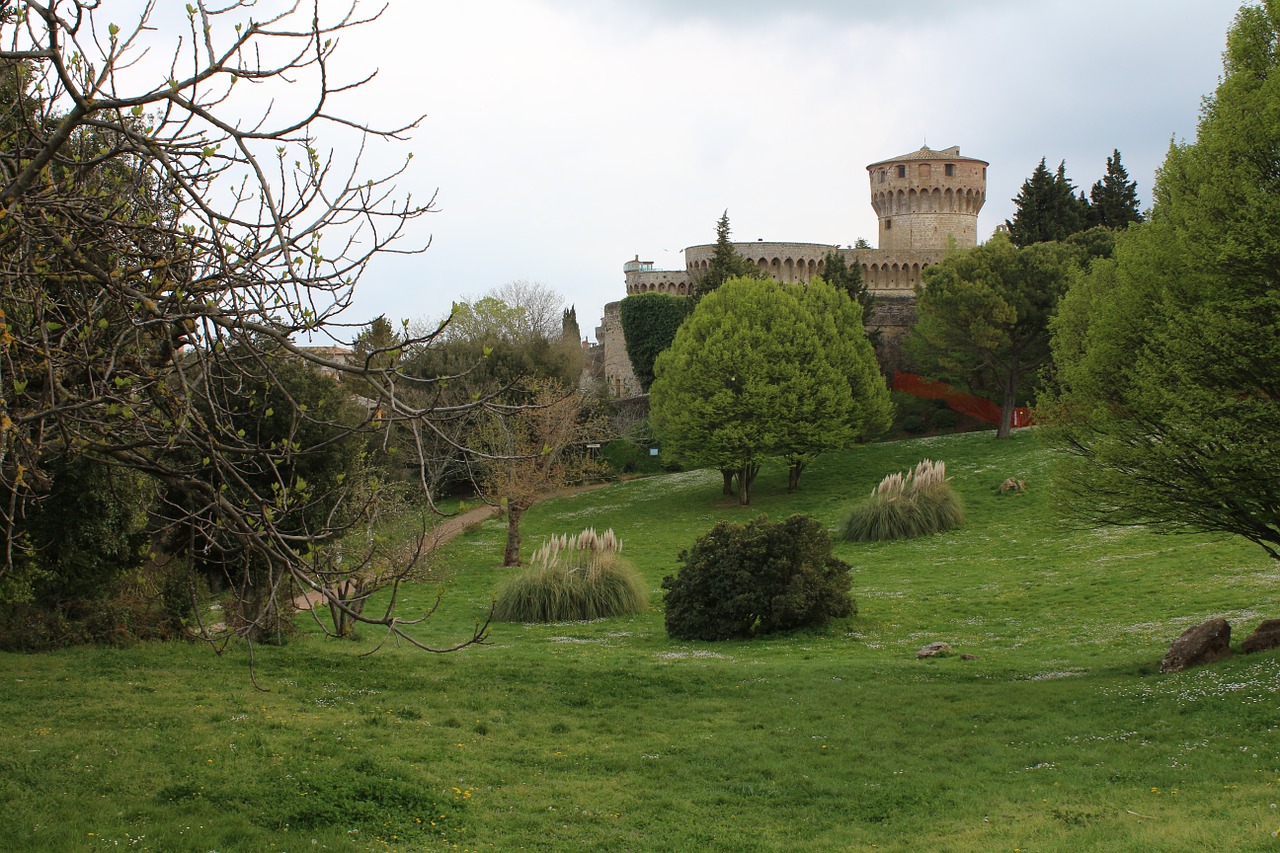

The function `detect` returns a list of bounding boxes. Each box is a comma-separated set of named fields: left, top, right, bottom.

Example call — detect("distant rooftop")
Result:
left=866, top=145, right=988, bottom=169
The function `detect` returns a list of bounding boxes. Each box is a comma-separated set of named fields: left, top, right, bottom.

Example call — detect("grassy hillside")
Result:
left=2, top=429, right=1278, bottom=852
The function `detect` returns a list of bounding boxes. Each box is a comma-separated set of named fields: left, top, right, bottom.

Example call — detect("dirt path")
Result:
left=294, top=481, right=614, bottom=611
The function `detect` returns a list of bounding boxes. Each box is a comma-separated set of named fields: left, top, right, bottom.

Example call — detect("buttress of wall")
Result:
left=597, top=301, right=643, bottom=398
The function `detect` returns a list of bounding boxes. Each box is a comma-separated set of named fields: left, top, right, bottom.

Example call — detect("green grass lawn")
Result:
left=2, top=429, right=1279, bottom=852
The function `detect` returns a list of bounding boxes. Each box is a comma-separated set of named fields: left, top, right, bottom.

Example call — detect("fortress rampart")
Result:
left=598, top=145, right=988, bottom=397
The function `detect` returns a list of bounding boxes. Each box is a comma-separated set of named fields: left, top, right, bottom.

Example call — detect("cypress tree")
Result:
left=1087, top=149, right=1143, bottom=229
left=1006, top=159, right=1089, bottom=247
left=696, top=211, right=763, bottom=298
left=821, top=250, right=876, bottom=341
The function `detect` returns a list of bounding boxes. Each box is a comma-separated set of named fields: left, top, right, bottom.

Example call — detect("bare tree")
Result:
left=0, top=1, right=496, bottom=652
left=469, top=382, right=606, bottom=567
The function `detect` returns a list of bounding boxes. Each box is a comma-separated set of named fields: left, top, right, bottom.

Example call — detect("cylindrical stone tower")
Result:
left=866, top=145, right=987, bottom=253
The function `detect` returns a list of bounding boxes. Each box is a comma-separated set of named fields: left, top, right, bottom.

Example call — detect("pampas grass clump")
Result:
left=841, top=459, right=965, bottom=542
left=493, top=528, right=648, bottom=623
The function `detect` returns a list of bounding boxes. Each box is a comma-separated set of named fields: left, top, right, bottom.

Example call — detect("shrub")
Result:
left=493, top=528, right=647, bottom=622
left=932, top=408, right=959, bottom=429
left=841, top=459, right=965, bottom=542
left=902, top=413, right=928, bottom=434
left=600, top=439, right=662, bottom=475
left=662, top=514, right=854, bottom=641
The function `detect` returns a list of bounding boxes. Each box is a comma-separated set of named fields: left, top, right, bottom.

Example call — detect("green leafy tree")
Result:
left=1005, top=159, right=1089, bottom=247
left=1086, top=149, right=1143, bottom=229
left=416, top=283, right=580, bottom=391
left=0, top=456, right=155, bottom=648
left=650, top=277, right=884, bottom=504
left=821, top=249, right=881, bottom=350
left=908, top=233, right=1080, bottom=438
left=618, top=292, right=694, bottom=392
left=1040, top=1, right=1280, bottom=560
left=821, top=250, right=874, bottom=318
left=562, top=305, right=581, bottom=349
left=348, top=315, right=405, bottom=402
left=0, top=3, right=492, bottom=652
left=159, top=345, right=374, bottom=641
left=785, top=280, right=892, bottom=489
left=695, top=211, right=764, bottom=298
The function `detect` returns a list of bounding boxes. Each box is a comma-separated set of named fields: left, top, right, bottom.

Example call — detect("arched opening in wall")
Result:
left=770, top=258, right=782, bottom=281
left=908, top=188, right=918, bottom=213
left=807, top=258, right=817, bottom=280
left=931, top=188, right=942, bottom=212
left=890, top=263, right=900, bottom=288
left=945, top=187, right=955, bottom=212
left=783, top=257, right=794, bottom=283
left=911, top=263, right=921, bottom=287
left=895, top=189, right=906, bottom=215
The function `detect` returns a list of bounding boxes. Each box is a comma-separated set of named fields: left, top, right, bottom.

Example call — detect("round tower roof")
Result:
left=866, top=145, right=988, bottom=170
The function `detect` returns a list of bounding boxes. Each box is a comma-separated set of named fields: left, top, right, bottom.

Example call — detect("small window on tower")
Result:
left=879, top=170, right=886, bottom=183
left=897, top=165, right=906, bottom=178
left=945, top=163, right=955, bottom=177
left=885, top=219, right=893, bottom=230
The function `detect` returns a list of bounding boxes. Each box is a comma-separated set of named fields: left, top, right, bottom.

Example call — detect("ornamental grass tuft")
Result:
left=841, top=458, right=964, bottom=541
left=493, top=528, right=648, bottom=622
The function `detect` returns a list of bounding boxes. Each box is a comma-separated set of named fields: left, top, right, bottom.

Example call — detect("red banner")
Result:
left=892, top=373, right=1032, bottom=428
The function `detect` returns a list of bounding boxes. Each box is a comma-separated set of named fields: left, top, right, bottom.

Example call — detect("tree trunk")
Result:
left=721, top=468, right=736, bottom=496
left=998, top=373, right=1018, bottom=439
left=328, top=577, right=369, bottom=639
left=738, top=463, right=759, bottom=506
left=503, top=503, right=526, bottom=566
left=787, top=461, right=805, bottom=492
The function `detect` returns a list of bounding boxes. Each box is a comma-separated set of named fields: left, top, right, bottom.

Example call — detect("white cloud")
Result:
left=84, top=0, right=1247, bottom=340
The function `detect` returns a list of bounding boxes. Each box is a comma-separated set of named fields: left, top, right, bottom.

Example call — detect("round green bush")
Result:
left=662, top=514, right=854, bottom=641
left=932, top=408, right=959, bottom=429
left=902, top=413, right=928, bottom=434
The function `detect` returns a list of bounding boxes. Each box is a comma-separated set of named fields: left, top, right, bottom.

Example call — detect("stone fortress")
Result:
left=594, top=145, right=988, bottom=397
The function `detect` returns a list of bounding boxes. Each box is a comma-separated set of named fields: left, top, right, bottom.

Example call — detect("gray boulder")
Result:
left=916, top=642, right=954, bottom=659
left=1160, top=618, right=1231, bottom=673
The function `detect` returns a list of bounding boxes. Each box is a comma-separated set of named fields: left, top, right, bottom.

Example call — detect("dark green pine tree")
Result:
left=1087, top=149, right=1143, bottom=229
left=821, top=250, right=875, bottom=323
left=1006, top=159, right=1089, bottom=247
left=562, top=305, right=580, bottom=344
left=695, top=210, right=763, bottom=299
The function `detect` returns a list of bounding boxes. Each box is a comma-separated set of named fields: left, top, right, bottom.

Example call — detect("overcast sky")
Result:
left=122, top=1, right=1248, bottom=341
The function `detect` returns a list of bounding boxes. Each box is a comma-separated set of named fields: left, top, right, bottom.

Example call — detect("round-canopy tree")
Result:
left=649, top=277, right=888, bottom=504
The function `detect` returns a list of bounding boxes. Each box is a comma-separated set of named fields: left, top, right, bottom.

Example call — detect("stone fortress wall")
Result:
left=596, top=145, right=987, bottom=397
